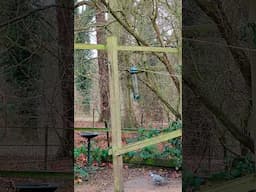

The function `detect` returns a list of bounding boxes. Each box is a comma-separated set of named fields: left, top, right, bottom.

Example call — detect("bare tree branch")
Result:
left=184, top=78, right=254, bottom=153
left=138, top=77, right=181, bottom=119
left=100, top=0, right=180, bottom=93
left=74, top=0, right=95, bottom=9
left=194, top=0, right=251, bottom=90
left=0, top=4, right=70, bottom=29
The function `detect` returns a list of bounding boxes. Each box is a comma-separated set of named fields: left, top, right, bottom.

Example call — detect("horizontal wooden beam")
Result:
left=200, top=174, right=256, bottom=192
left=75, top=127, right=164, bottom=133
left=75, top=127, right=109, bottom=132
left=74, top=43, right=178, bottom=53
left=109, top=129, right=182, bottom=156
left=75, top=127, right=137, bottom=133
left=118, top=45, right=178, bottom=53
left=74, top=43, right=106, bottom=50
left=0, top=170, right=73, bottom=178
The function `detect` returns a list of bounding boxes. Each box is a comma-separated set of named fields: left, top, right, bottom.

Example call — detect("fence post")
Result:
left=248, top=0, right=256, bottom=171
left=107, top=36, right=124, bottom=192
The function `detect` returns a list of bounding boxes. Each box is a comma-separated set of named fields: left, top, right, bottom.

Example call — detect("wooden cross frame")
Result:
left=74, top=36, right=182, bottom=192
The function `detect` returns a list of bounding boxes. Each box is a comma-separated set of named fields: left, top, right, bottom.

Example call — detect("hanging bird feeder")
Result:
left=129, top=66, right=140, bottom=100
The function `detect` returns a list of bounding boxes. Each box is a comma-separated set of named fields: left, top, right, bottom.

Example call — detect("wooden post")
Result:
left=248, top=0, right=256, bottom=171
left=92, top=108, right=95, bottom=128
left=44, top=125, right=48, bottom=170
left=107, top=36, right=124, bottom=192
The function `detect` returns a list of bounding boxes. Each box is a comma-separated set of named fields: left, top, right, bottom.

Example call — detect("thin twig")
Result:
left=0, top=4, right=70, bottom=29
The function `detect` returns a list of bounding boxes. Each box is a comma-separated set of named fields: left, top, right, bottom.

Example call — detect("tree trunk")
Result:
left=56, top=0, right=74, bottom=157
left=96, top=3, right=110, bottom=122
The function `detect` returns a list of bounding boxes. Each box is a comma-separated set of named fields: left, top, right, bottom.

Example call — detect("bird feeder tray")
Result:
left=15, top=183, right=58, bottom=192
left=80, top=132, right=99, bottom=166
left=80, top=132, right=98, bottom=139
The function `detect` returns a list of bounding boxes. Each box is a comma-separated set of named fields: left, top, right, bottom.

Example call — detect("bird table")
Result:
left=15, top=183, right=58, bottom=192
left=80, top=132, right=99, bottom=166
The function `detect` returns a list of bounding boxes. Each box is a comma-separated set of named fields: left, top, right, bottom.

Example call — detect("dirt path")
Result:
left=75, top=167, right=181, bottom=192
left=106, top=176, right=181, bottom=192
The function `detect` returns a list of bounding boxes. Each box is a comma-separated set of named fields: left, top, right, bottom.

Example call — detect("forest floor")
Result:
left=75, top=120, right=181, bottom=191
left=75, top=166, right=181, bottom=192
